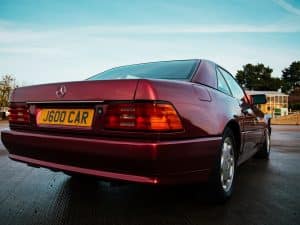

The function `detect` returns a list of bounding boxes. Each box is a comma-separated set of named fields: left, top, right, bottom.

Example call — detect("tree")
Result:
left=0, top=74, right=17, bottom=108
left=281, top=61, right=300, bottom=93
left=236, top=63, right=282, bottom=91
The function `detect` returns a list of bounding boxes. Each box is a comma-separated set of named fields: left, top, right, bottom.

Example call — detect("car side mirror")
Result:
left=251, top=94, right=267, bottom=105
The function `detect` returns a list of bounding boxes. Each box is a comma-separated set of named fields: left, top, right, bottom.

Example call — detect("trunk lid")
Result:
left=11, top=80, right=139, bottom=103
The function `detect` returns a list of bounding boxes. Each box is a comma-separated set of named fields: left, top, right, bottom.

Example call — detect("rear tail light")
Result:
left=8, top=105, right=30, bottom=124
left=104, top=102, right=183, bottom=131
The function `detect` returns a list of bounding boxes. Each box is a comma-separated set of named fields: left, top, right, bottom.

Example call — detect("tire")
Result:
left=254, top=128, right=271, bottom=159
left=209, top=128, right=237, bottom=202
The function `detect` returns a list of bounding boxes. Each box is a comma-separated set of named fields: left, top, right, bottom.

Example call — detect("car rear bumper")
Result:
left=1, top=129, right=221, bottom=184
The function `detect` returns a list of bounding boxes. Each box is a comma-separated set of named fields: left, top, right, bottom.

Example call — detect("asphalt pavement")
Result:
left=0, top=121, right=299, bottom=225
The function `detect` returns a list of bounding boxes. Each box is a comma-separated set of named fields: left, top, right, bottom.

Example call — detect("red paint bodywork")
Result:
left=1, top=59, right=267, bottom=184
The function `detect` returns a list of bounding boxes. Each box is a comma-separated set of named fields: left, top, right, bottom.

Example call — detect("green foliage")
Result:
left=289, top=103, right=300, bottom=111
left=281, top=61, right=300, bottom=93
left=236, top=63, right=282, bottom=91
left=0, top=74, right=17, bottom=107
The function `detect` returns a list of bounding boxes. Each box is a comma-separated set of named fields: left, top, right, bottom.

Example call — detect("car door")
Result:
left=217, top=67, right=262, bottom=162
left=241, top=101, right=264, bottom=160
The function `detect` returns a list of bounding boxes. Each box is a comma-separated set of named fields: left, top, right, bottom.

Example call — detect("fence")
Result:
left=271, top=112, right=300, bottom=125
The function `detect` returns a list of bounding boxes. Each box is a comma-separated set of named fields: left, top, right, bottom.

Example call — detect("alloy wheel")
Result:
left=220, top=137, right=235, bottom=193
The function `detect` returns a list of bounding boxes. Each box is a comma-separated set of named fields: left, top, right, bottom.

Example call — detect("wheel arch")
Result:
left=224, top=120, right=242, bottom=160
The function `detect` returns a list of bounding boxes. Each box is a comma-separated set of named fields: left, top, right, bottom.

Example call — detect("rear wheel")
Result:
left=254, top=128, right=270, bottom=159
left=210, top=128, right=236, bottom=202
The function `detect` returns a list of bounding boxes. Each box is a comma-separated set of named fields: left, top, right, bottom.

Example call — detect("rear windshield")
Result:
left=88, top=59, right=199, bottom=81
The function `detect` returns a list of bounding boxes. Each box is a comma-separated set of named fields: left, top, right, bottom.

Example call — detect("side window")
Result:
left=216, top=68, right=231, bottom=95
left=219, top=67, right=245, bottom=100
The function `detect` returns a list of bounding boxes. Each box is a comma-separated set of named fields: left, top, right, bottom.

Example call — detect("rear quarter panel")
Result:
left=135, top=79, right=239, bottom=139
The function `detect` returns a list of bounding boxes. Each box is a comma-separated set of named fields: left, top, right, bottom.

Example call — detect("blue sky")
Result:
left=0, top=0, right=300, bottom=85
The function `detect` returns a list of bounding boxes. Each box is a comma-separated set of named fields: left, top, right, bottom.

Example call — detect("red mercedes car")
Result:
left=1, top=59, right=270, bottom=201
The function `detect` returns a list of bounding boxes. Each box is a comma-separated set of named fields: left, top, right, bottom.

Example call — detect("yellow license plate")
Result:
left=37, top=108, right=94, bottom=128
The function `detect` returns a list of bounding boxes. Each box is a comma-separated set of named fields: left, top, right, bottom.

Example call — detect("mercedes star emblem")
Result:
left=56, top=85, right=67, bottom=98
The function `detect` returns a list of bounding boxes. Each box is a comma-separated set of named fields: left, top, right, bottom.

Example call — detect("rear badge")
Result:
left=56, top=85, right=67, bottom=98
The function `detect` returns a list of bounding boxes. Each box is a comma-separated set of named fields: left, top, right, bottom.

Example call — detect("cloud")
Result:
left=273, top=0, right=300, bottom=16
left=0, top=29, right=48, bottom=43
left=80, top=24, right=300, bottom=33
left=1, top=23, right=300, bottom=46
left=0, top=46, right=64, bottom=55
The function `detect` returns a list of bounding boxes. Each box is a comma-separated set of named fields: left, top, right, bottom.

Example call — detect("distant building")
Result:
left=247, top=91, right=288, bottom=117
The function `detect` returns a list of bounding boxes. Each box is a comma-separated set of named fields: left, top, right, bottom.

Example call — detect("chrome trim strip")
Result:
left=26, top=100, right=104, bottom=104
